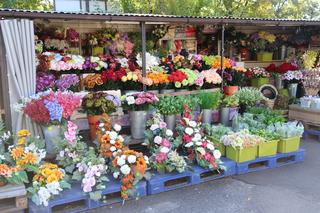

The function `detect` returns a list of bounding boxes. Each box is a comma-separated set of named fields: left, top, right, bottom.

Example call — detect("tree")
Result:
left=0, top=0, right=53, bottom=11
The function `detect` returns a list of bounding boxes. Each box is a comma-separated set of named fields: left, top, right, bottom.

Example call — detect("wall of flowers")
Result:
left=1, top=20, right=319, bottom=209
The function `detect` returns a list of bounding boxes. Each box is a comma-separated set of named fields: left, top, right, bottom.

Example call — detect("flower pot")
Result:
left=277, top=137, right=301, bottom=153
left=251, top=77, right=269, bottom=87
left=257, top=52, right=273, bottom=61
left=220, top=107, right=230, bottom=126
left=92, top=47, right=104, bottom=56
left=202, top=109, right=213, bottom=124
left=223, top=86, right=238, bottom=96
left=164, top=114, right=177, bottom=130
left=87, top=114, right=108, bottom=140
left=258, top=140, right=278, bottom=157
left=160, top=89, right=175, bottom=94
left=42, top=125, right=62, bottom=157
left=288, top=83, right=298, bottom=98
left=226, top=146, right=257, bottom=163
left=275, top=75, right=284, bottom=89
left=129, top=111, right=147, bottom=140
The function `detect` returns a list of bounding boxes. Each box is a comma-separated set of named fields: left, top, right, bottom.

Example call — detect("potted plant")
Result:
left=82, top=92, right=118, bottom=140
left=198, top=91, right=223, bottom=124
left=220, top=95, right=239, bottom=126
left=222, top=67, right=247, bottom=96
left=251, top=129, right=280, bottom=157
left=121, top=92, right=159, bottom=139
left=267, top=121, right=304, bottom=153
left=20, top=91, right=81, bottom=156
left=203, top=124, right=233, bottom=156
left=156, top=96, right=182, bottom=130
left=221, top=129, right=264, bottom=162
left=235, top=88, right=263, bottom=114
left=247, top=67, right=271, bottom=87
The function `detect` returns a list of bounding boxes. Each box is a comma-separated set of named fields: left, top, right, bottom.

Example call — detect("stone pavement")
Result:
left=88, top=138, right=320, bottom=213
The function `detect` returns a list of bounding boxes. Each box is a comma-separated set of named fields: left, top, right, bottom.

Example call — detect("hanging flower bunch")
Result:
left=152, top=25, right=168, bottom=40
left=29, top=163, right=70, bottom=206
left=220, top=129, right=264, bottom=149
left=111, top=149, right=149, bottom=200
left=250, top=31, right=276, bottom=52
left=144, top=113, right=187, bottom=173
left=121, top=91, right=159, bottom=111
left=246, top=67, right=270, bottom=78
left=21, top=91, right=81, bottom=125
left=176, top=105, right=223, bottom=170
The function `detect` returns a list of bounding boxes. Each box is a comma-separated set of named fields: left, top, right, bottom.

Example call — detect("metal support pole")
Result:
left=140, top=21, right=147, bottom=91
left=220, top=24, right=225, bottom=91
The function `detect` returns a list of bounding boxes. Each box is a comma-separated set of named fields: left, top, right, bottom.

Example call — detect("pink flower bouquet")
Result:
left=121, top=91, right=159, bottom=111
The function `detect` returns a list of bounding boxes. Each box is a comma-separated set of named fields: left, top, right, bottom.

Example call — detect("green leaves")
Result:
left=198, top=91, right=222, bottom=109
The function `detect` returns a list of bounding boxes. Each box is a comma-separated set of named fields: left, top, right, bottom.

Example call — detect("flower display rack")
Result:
left=28, top=183, right=90, bottom=213
left=192, top=157, right=236, bottom=184
left=0, top=184, right=27, bottom=213
left=274, top=149, right=305, bottom=168
left=147, top=171, right=196, bottom=195
left=88, top=178, right=147, bottom=209
left=235, top=155, right=277, bottom=175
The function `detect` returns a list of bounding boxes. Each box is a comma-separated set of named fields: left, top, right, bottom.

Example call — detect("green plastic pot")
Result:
left=257, top=52, right=273, bottom=61
left=258, top=140, right=278, bottom=157
left=226, top=146, right=257, bottom=163
left=251, top=77, right=269, bottom=87
left=278, top=136, right=301, bottom=153
left=208, top=136, right=226, bottom=156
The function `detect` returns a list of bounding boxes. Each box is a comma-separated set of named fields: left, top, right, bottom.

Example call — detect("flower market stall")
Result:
left=0, top=8, right=319, bottom=212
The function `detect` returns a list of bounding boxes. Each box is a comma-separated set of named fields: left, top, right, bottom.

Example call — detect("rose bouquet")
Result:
left=28, top=163, right=70, bottom=206
left=196, top=69, right=222, bottom=88
left=168, top=70, right=188, bottom=88
left=121, top=92, right=159, bottom=111
left=175, top=105, right=223, bottom=170
left=144, top=113, right=187, bottom=173
left=120, top=70, right=143, bottom=90
left=111, top=149, right=149, bottom=200
left=82, top=74, right=104, bottom=90
left=21, top=91, right=81, bottom=125
left=101, top=67, right=126, bottom=90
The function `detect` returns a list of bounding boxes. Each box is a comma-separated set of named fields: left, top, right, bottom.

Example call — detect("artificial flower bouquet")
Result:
left=168, top=70, right=188, bottom=88
left=196, top=69, right=222, bottom=88
left=222, top=67, right=247, bottom=87
left=28, top=163, right=70, bottom=206
left=176, top=105, right=223, bottom=170
left=144, top=113, right=188, bottom=173
left=81, top=92, right=118, bottom=116
left=121, top=91, right=159, bottom=111
left=120, top=70, right=143, bottom=91
left=246, top=67, right=270, bottom=78
left=20, top=90, right=81, bottom=125
left=136, top=52, right=160, bottom=71
left=42, top=52, right=85, bottom=71
left=36, top=73, right=80, bottom=92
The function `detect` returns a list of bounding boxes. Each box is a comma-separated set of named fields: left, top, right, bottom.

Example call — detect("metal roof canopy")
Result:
left=0, top=8, right=320, bottom=26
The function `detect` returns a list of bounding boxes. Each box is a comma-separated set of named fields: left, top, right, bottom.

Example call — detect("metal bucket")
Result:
left=129, top=111, right=147, bottom=140
left=202, top=109, right=213, bottom=124
left=42, top=125, right=62, bottom=157
left=164, top=114, right=177, bottom=130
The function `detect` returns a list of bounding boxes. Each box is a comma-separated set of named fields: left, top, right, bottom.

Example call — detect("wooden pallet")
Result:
left=0, top=184, right=27, bottom=213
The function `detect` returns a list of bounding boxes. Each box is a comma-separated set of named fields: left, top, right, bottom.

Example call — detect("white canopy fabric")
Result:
left=0, top=19, right=41, bottom=135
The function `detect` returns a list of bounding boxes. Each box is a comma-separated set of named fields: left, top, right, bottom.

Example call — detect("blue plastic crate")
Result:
left=235, top=155, right=276, bottom=175
left=88, top=178, right=147, bottom=209
left=147, top=171, right=195, bottom=195
left=28, top=183, right=89, bottom=213
left=303, top=129, right=320, bottom=141
left=275, top=149, right=305, bottom=167
left=192, top=157, right=236, bottom=184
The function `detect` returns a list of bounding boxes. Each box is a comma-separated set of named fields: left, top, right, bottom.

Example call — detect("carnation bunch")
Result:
left=281, top=70, right=303, bottom=83
left=121, top=91, right=159, bottom=111
left=28, top=163, right=70, bottom=206
left=247, top=67, right=270, bottom=78
left=220, top=129, right=264, bottom=149
left=176, top=105, right=223, bottom=170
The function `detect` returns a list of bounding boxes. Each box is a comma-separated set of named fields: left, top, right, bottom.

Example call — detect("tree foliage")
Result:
left=0, top=0, right=53, bottom=11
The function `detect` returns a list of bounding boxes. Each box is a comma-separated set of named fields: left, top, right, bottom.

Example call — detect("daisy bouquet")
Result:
left=176, top=105, right=223, bottom=170
left=28, top=163, right=70, bottom=206
left=144, top=113, right=187, bottom=173
left=111, top=149, right=149, bottom=200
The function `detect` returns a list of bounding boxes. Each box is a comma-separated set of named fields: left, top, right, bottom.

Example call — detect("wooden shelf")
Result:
left=244, top=60, right=284, bottom=68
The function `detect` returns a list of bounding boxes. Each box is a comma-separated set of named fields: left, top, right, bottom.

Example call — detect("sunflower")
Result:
left=17, top=129, right=30, bottom=138
left=10, top=147, right=24, bottom=160
left=22, top=152, right=38, bottom=165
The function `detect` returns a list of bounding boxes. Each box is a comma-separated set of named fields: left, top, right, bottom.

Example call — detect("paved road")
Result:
left=88, top=138, right=320, bottom=213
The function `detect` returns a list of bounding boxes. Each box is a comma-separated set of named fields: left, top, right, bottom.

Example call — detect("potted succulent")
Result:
left=203, top=124, right=233, bottom=156
left=247, top=67, right=271, bottom=87
left=82, top=92, right=118, bottom=140
left=220, top=95, right=239, bottom=126
left=198, top=91, right=223, bottom=124
left=121, top=92, right=159, bottom=139
left=267, top=121, right=304, bottom=153
left=251, top=129, right=280, bottom=157
left=235, top=88, right=263, bottom=114
left=221, top=129, right=264, bottom=162
left=156, top=95, right=183, bottom=130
